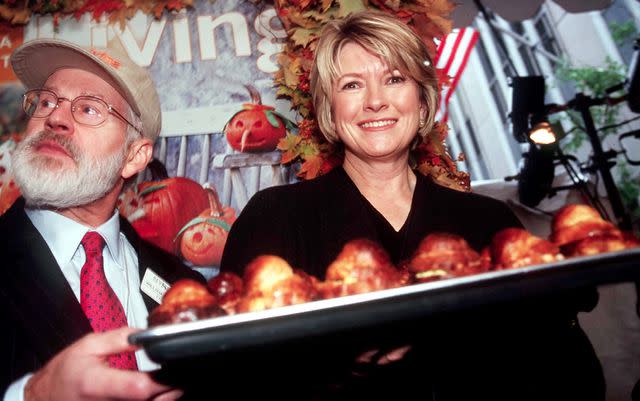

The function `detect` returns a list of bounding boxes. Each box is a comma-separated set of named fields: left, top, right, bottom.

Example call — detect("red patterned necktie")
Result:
left=80, top=231, right=138, bottom=370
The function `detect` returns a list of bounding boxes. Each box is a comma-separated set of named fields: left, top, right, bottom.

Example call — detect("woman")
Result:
left=220, top=10, right=603, bottom=401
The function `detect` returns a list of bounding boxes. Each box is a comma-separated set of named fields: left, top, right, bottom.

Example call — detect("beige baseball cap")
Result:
left=11, top=38, right=161, bottom=142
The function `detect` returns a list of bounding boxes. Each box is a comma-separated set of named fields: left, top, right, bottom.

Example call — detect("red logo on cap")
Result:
left=90, top=50, right=121, bottom=69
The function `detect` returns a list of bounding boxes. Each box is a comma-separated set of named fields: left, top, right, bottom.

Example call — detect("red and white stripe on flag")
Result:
left=434, top=28, right=480, bottom=123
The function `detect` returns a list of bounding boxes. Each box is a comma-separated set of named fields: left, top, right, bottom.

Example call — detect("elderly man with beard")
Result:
left=0, top=39, right=204, bottom=401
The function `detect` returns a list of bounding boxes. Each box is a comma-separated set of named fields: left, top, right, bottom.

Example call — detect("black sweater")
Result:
left=221, top=166, right=521, bottom=278
left=220, top=167, right=604, bottom=401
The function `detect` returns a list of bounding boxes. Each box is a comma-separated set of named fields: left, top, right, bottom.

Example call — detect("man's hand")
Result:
left=24, top=327, right=182, bottom=401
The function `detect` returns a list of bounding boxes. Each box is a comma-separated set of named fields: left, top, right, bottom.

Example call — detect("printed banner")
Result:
left=0, top=21, right=23, bottom=83
left=0, top=1, right=292, bottom=271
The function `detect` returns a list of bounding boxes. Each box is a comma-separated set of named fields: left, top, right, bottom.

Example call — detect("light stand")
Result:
left=567, top=93, right=632, bottom=230
left=550, top=147, right=610, bottom=221
left=516, top=143, right=555, bottom=208
left=510, top=76, right=633, bottom=230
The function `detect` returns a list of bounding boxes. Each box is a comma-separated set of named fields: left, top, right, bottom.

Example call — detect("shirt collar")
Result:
left=25, top=208, right=124, bottom=269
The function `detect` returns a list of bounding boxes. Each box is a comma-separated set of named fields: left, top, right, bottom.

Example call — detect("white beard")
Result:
left=12, top=131, right=126, bottom=209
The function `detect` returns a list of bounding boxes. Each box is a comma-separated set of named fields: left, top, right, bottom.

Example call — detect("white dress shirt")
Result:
left=4, top=208, right=159, bottom=401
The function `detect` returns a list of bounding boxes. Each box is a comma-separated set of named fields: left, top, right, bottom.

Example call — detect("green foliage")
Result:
left=554, top=56, right=640, bottom=224
left=554, top=58, right=627, bottom=149
left=618, top=162, right=640, bottom=218
left=555, top=57, right=626, bottom=97
left=609, top=20, right=637, bottom=47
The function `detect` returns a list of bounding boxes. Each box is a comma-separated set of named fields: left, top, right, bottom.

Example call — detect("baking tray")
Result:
left=130, top=248, right=640, bottom=365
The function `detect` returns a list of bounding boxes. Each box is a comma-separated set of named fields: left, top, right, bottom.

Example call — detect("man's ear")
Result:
left=121, top=139, right=153, bottom=180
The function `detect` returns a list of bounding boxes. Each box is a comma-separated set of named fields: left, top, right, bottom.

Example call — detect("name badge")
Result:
left=140, top=268, right=170, bottom=304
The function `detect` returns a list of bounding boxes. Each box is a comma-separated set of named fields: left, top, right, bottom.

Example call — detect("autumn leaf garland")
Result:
left=273, top=0, right=470, bottom=191
left=0, top=0, right=192, bottom=26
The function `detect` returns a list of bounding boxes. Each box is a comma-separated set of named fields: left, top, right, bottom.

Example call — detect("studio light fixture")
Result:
left=510, top=76, right=546, bottom=143
left=627, top=36, right=640, bottom=113
left=529, top=121, right=556, bottom=145
left=516, top=143, right=556, bottom=208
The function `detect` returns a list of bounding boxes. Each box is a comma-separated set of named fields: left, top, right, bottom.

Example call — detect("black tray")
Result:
left=130, top=248, right=640, bottom=365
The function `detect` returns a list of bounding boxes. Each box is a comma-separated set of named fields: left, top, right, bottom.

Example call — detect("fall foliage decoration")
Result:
left=224, top=85, right=296, bottom=153
left=177, top=186, right=237, bottom=267
left=0, top=0, right=192, bottom=26
left=273, top=0, right=470, bottom=191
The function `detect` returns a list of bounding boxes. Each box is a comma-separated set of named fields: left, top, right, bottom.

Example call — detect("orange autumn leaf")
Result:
left=288, top=9, right=321, bottom=28
left=337, top=0, right=366, bottom=17
left=320, top=0, right=333, bottom=12
left=298, top=153, right=324, bottom=180
left=0, top=4, right=31, bottom=24
left=166, top=0, right=191, bottom=11
left=278, top=132, right=303, bottom=164
left=291, top=27, right=317, bottom=47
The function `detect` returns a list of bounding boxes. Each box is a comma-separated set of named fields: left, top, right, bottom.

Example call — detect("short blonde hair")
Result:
left=310, top=10, right=439, bottom=143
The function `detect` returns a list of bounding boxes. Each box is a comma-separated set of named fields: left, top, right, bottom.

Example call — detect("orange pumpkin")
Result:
left=178, top=187, right=236, bottom=267
left=0, top=139, right=20, bottom=216
left=224, top=85, right=295, bottom=153
left=0, top=175, right=20, bottom=216
left=118, top=177, right=210, bottom=255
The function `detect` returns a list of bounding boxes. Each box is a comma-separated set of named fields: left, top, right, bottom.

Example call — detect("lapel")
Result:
left=0, top=199, right=92, bottom=363
left=0, top=200, right=202, bottom=362
left=120, top=217, right=158, bottom=312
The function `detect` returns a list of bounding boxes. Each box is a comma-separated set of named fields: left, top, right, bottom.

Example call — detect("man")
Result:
left=0, top=39, right=204, bottom=401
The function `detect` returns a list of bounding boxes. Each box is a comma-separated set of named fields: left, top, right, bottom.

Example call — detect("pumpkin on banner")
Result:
left=224, top=85, right=296, bottom=153
left=178, top=186, right=236, bottom=267
left=118, top=175, right=210, bottom=255
left=0, top=137, right=21, bottom=216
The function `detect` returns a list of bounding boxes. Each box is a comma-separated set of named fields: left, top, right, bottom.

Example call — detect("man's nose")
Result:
left=44, top=99, right=75, bottom=135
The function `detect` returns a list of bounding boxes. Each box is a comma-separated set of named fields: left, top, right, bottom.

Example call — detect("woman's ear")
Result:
left=419, top=103, right=428, bottom=124
left=328, top=105, right=336, bottom=132
left=121, top=139, right=153, bottom=180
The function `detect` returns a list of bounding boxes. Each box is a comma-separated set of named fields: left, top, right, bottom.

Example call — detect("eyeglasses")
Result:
left=22, top=89, right=141, bottom=133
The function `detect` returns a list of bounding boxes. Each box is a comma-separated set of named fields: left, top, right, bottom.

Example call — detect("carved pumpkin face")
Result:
left=225, top=104, right=286, bottom=153
left=0, top=141, right=20, bottom=216
left=224, top=85, right=292, bottom=153
left=0, top=175, right=20, bottom=216
left=179, top=206, right=236, bottom=267
left=118, top=177, right=210, bottom=255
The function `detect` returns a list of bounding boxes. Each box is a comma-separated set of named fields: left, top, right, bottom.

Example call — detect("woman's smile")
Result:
left=358, top=119, right=398, bottom=129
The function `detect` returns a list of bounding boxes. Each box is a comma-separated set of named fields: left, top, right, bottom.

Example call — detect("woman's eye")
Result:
left=341, top=81, right=360, bottom=90
left=388, top=76, right=405, bottom=84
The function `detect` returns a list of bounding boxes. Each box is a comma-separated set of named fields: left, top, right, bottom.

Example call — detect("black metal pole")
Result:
left=473, top=0, right=518, bottom=77
left=572, top=93, right=632, bottom=230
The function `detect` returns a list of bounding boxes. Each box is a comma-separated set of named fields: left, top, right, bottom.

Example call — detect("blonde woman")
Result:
left=221, top=10, right=603, bottom=401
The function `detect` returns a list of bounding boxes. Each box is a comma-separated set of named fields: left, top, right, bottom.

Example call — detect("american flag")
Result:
left=434, top=28, right=480, bottom=123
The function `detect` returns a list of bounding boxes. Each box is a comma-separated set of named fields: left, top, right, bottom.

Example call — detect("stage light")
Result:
left=517, top=143, right=556, bottom=208
left=627, top=36, right=640, bottom=113
left=529, top=121, right=556, bottom=145
left=510, top=76, right=546, bottom=143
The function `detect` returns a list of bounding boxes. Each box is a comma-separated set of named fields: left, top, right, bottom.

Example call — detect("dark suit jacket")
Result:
left=0, top=198, right=204, bottom=394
